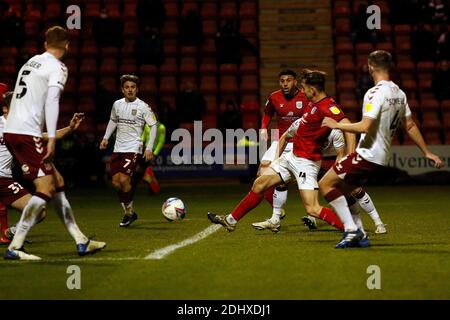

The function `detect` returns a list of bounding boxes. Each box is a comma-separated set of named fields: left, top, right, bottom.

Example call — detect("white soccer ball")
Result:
left=162, top=197, right=186, bottom=221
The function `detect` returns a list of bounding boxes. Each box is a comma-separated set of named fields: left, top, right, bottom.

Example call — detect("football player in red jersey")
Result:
left=252, top=69, right=309, bottom=231
left=208, top=70, right=353, bottom=233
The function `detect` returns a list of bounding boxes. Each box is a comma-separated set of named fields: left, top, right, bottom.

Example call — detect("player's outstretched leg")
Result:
left=209, top=171, right=283, bottom=232
left=53, top=187, right=106, bottom=256
left=0, top=203, right=10, bottom=244
left=112, top=172, right=138, bottom=227
left=252, top=185, right=287, bottom=232
left=352, top=187, right=386, bottom=234
left=4, top=194, right=48, bottom=260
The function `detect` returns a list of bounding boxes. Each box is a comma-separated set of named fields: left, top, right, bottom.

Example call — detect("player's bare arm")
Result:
left=339, top=118, right=357, bottom=153
left=42, top=113, right=85, bottom=141
left=334, top=146, right=345, bottom=162
left=322, top=116, right=374, bottom=134
left=403, top=116, right=443, bottom=168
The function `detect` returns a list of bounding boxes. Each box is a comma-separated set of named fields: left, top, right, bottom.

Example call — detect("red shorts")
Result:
left=110, top=152, right=140, bottom=177
left=4, top=133, right=54, bottom=180
left=332, top=152, right=383, bottom=185
left=318, top=156, right=337, bottom=179
left=0, top=177, right=30, bottom=206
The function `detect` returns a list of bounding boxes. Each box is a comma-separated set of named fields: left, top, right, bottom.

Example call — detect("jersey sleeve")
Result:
left=362, top=89, right=383, bottom=119
left=286, top=119, right=301, bottom=138
left=322, top=103, right=346, bottom=122
left=110, top=102, right=118, bottom=122
left=48, top=64, right=68, bottom=90
left=143, top=104, right=158, bottom=127
left=331, top=129, right=345, bottom=150
left=263, top=95, right=275, bottom=117
left=404, top=102, right=412, bottom=117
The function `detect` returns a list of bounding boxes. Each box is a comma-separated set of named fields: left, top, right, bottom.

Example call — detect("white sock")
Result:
left=329, top=195, right=357, bottom=232
left=121, top=201, right=134, bottom=215
left=226, top=214, right=237, bottom=225
left=53, top=192, right=88, bottom=244
left=9, top=196, right=46, bottom=250
left=349, top=201, right=364, bottom=232
left=356, top=192, right=382, bottom=226
left=271, top=189, right=287, bottom=222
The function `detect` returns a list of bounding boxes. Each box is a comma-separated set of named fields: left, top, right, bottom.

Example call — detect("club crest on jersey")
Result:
left=330, top=106, right=341, bottom=115
left=21, top=164, right=29, bottom=174
left=296, top=101, right=303, bottom=109
left=131, top=109, right=137, bottom=116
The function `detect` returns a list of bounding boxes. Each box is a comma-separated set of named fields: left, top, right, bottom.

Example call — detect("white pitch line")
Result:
left=145, top=224, right=221, bottom=260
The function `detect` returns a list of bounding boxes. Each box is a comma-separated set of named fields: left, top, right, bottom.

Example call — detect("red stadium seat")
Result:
left=119, top=59, right=137, bottom=75
left=99, top=76, right=117, bottom=92
left=242, top=113, right=259, bottom=130
left=240, top=100, right=260, bottom=112
left=201, top=38, right=217, bottom=56
left=340, top=99, right=359, bottom=112
left=204, top=95, right=218, bottom=112
left=220, top=75, right=238, bottom=94
left=355, top=43, right=374, bottom=54
left=79, top=58, right=97, bottom=76
left=100, top=47, right=119, bottom=58
left=335, top=19, right=351, bottom=36
left=200, top=75, right=218, bottom=94
left=181, top=1, right=199, bottom=16
left=219, top=63, right=238, bottom=75
left=336, top=61, right=356, bottom=73
left=333, top=5, right=351, bottom=18
left=396, top=60, right=415, bottom=73
left=420, top=98, right=440, bottom=112
left=123, top=21, right=139, bottom=38
left=240, top=19, right=258, bottom=37
left=240, top=75, right=258, bottom=94
left=140, top=65, right=158, bottom=77
left=60, top=99, right=77, bottom=114
left=423, top=130, right=443, bottom=144
left=395, top=41, right=412, bottom=55
left=240, top=56, right=258, bottom=74
left=78, top=97, right=96, bottom=113
left=220, top=2, right=237, bottom=20
left=240, top=1, right=257, bottom=18
left=159, top=76, right=177, bottom=95
left=201, top=2, right=218, bottom=19
left=64, top=78, right=77, bottom=96
left=417, top=61, right=436, bottom=73
left=375, top=42, right=394, bottom=52
left=124, top=2, right=137, bottom=19
left=163, top=39, right=178, bottom=57
left=78, top=77, right=96, bottom=95
left=180, top=45, right=198, bottom=57
left=140, top=76, right=158, bottom=95
left=164, top=2, right=179, bottom=20
left=179, top=57, right=198, bottom=75
left=442, top=112, right=450, bottom=129
left=162, top=20, right=178, bottom=38
left=80, top=40, right=98, bottom=57
left=335, top=41, right=354, bottom=55
left=199, top=58, right=218, bottom=75
left=202, top=113, right=218, bottom=130
left=394, top=24, right=412, bottom=35
left=99, top=58, right=118, bottom=75
left=441, top=100, right=450, bottom=112
left=159, top=57, right=178, bottom=76
left=202, top=19, right=218, bottom=37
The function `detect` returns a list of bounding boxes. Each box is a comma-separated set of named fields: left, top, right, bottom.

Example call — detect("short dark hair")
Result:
left=45, top=26, right=70, bottom=49
left=304, top=70, right=326, bottom=91
left=278, top=69, right=297, bottom=79
left=368, top=50, right=392, bottom=71
left=298, top=68, right=313, bottom=81
left=120, top=74, right=140, bottom=87
left=1, top=91, right=13, bottom=109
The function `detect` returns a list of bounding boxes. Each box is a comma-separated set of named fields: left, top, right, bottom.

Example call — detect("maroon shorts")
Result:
left=0, top=177, right=30, bottom=206
left=4, top=133, right=54, bottom=180
left=332, top=152, right=383, bottom=185
left=110, top=152, right=140, bottom=177
left=321, top=157, right=337, bottom=172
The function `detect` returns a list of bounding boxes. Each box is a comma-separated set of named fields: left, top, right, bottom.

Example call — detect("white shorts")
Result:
left=270, top=152, right=321, bottom=190
left=261, top=141, right=293, bottom=162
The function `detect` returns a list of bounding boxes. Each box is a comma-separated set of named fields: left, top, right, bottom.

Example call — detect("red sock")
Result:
left=263, top=186, right=274, bottom=207
left=0, top=203, right=8, bottom=236
left=230, top=191, right=263, bottom=221
left=318, top=207, right=344, bottom=231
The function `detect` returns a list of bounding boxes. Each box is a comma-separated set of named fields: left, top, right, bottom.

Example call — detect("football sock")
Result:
left=9, top=195, right=47, bottom=250
left=118, top=190, right=134, bottom=215
left=346, top=196, right=364, bottom=232
left=354, top=189, right=382, bottom=225
left=230, top=191, right=263, bottom=221
left=0, top=203, right=7, bottom=236
left=324, top=190, right=357, bottom=232
left=263, top=186, right=274, bottom=207
left=318, top=207, right=344, bottom=230
left=53, top=191, right=88, bottom=244
left=272, top=188, right=287, bottom=222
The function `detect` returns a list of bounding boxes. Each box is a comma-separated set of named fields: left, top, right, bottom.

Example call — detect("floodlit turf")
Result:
left=0, top=183, right=449, bottom=300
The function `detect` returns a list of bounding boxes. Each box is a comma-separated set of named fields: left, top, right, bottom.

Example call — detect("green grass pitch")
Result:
left=0, top=183, right=449, bottom=300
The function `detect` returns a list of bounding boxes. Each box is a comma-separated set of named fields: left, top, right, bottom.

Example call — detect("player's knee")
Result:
left=305, top=204, right=321, bottom=216
left=251, top=178, right=266, bottom=194
left=111, top=177, right=121, bottom=190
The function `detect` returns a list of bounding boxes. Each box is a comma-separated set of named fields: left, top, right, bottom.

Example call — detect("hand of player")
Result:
left=69, top=113, right=85, bottom=131
left=99, top=139, right=108, bottom=150
left=259, top=128, right=268, bottom=141
left=425, top=152, right=443, bottom=169
left=322, top=117, right=338, bottom=129
left=144, top=150, right=154, bottom=163
left=42, top=137, right=55, bottom=163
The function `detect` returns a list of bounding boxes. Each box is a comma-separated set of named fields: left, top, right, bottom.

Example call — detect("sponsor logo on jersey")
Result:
left=311, top=106, right=317, bottom=114
left=296, top=101, right=303, bottom=109
left=365, top=103, right=373, bottom=113
left=330, top=106, right=341, bottom=115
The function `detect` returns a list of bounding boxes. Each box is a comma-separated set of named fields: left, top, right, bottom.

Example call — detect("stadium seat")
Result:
left=423, top=130, right=443, bottom=144
left=240, top=100, right=260, bottom=112
left=394, top=24, right=412, bottom=35
left=240, top=1, right=257, bottom=18
left=77, top=77, right=96, bottom=95
left=336, top=61, right=356, bottom=73
left=80, top=40, right=98, bottom=57
left=204, top=95, right=218, bottom=112
left=77, top=97, right=96, bottom=113
left=164, top=2, right=179, bottom=20
left=219, top=63, right=238, bottom=75
left=240, top=56, right=258, bottom=74
left=140, top=76, right=158, bottom=95
left=417, top=61, right=436, bottom=73
left=159, top=76, right=178, bottom=95
left=375, top=42, right=393, bottom=52
left=99, top=58, right=118, bottom=75
left=337, top=73, right=355, bottom=82
left=162, top=20, right=178, bottom=38
left=64, top=78, right=77, bottom=96
left=180, top=45, right=198, bottom=57
left=99, top=47, right=119, bottom=58
left=163, top=39, right=178, bottom=57
left=335, top=41, right=354, bottom=55
left=355, top=43, right=374, bottom=54
left=422, top=111, right=442, bottom=129
left=401, top=79, right=418, bottom=96
left=336, top=80, right=356, bottom=93
left=242, top=113, right=259, bottom=130
left=441, top=100, right=450, bottom=113
left=395, top=41, right=412, bottom=55
left=240, top=19, right=258, bottom=37
left=159, top=57, right=178, bottom=76
left=100, top=76, right=118, bottom=93
left=200, top=75, right=218, bottom=94
left=396, top=60, right=415, bottom=73
left=202, top=19, right=218, bottom=37
left=202, top=113, right=218, bottom=130
left=85, top=2, right=101, bottom=19
left=201, top=38, right=217, bottom=57
left=181, top=1, right=199, bottom=16
left=219, top=75, right=239, bottom=94
left=139, top=65, right=158, bottom=77
left=335, top=19, right=351, bottom=36
left=119, top=59, right=137, bottom=75
left=124, top=2, right=137, bottom=19
left=60, top=99, right=77, bottom=114
left=199, top=58, right=218, bottom=75
left=79, top=58, right=97, bottom=76
left=420, top=99, right=440, bottom=112
left=240, top=75, right=259, bottom=94
left=340, top=99, right=359, bottom=112
left=442, top=112, right=450, bottom=129
left=333, top=5, right=351, bottom=18
left=179, top=57, right=198, bottom=75
left=201, top=2, right=218, bottom=19
left=220, top=2, right=237, bottom=20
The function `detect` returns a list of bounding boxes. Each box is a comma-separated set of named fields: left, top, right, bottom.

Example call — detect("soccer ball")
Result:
left=162, top=198, right=186, bottom=221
